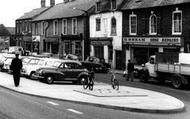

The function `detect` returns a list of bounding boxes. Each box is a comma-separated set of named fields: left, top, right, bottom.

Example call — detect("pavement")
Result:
left=0, top=71, right=185, bottom=113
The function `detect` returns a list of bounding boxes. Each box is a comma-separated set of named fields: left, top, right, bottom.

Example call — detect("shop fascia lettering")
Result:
left=123, top=37, right=181, bottom=45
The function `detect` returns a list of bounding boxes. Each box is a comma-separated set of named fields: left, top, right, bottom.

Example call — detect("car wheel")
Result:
left=30, top=71, right=35, bottom=80
left=80, top=77, right=87, bottom=85
left=46, top=75, right=54, bottom=84
left=171, top=76, right=182, bottom=89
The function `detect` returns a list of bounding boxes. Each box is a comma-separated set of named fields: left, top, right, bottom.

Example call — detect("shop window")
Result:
left=94, top=46, right=104, bottom=58
left=149, top=12, right=157, bottom=35
left=172, top=8, right=182, bottom=35
left=62, top=19, right=67, bottom=35
left=53, top=20, right=58, bottom=35
left=111, top=17, right=117, bottom=35
left=65, top=41, right=72, bottom=54
left=72, top=18, right=77, bottom=35
left=129, top=13, right=137, bottom=35
left=96, top=18, right=101, bottom=31
left=75, top=42, right=81, bottom=56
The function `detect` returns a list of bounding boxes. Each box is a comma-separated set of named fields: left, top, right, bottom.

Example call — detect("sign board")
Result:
left=123, top=37, right=182, bottom=46
left=32, top=36, right=40, bottom=42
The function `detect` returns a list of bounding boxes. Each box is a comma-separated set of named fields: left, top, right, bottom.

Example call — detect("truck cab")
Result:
left=145, top=55, right=157, bottom=78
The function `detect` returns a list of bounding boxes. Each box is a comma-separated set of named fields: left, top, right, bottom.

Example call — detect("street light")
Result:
left=72, top=7, right=90, bottom=61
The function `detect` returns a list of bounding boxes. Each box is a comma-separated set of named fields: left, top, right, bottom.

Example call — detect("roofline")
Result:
left=121, top=1, right=190, bottom=11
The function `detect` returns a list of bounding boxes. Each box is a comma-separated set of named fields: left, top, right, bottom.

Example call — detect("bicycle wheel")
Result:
left=89, top=79, right=94, bottom=91
left=112, top=79, right=119, bottom=90
left=83, top=78, right=89, bottom=89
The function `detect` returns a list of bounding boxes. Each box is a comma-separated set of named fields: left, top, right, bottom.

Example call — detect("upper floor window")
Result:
left=72, top=18, right=77, bottom=35
left=129, top=13, right=137, bottom=35
left=111, top=0, right=116, bottom=10
left=41, top=21, right=45, bottom=35
left=96, top=18, right=101, bottom=31
left=149, top=12, right=157, bottom=35
left=53, top=20, right=58, bottom=35
left=172, top=8, right=182, bottom=35
left=96, top=1, right=101, bottom=12
left=62, top=19, right=67, bottom=35
left=111, top=17, right=117, bottom=35
left=35, top=23, right=38, bottom=35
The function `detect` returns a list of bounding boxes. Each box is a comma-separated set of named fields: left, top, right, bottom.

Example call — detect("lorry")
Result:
left=140, top=52, right=190, bottom=89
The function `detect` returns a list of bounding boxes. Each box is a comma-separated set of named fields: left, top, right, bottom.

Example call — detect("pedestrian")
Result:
left=126, top=59, right=134, bottom=82
left=10, top=53, right=23, bottom=87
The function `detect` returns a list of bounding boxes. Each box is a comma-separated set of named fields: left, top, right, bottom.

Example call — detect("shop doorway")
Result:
left=115, top=50, right=123, bottom=70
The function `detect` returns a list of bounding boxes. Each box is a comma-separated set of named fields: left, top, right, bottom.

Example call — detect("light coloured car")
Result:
left=2, top=56, right=14, bottom=72
left=22, top=57, right=63, bottom=79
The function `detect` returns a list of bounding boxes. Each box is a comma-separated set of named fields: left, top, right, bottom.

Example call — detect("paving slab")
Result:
left=0, top=72, right=185, bottom=113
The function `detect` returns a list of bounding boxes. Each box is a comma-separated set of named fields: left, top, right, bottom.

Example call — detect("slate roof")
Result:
left=121, top=0, right=190, bottom=10
left=100, top=0, right=125, bottom=12
left=33, top=0, right=96, bottom=21
left=6, top=27, right=15, bottom=35
left=17, top=7, right=49, bottom=20
left=0, top=24, right=11, bottom=36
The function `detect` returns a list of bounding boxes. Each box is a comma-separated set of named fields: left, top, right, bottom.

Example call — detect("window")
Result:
left=41, top=21, right=45, bottom=35
left=35, top=23, right=38, bottom=35
left=149, top=12, right=157, bottom=35
left=96, top=1, right=101, bottom=12
left=111, top=17, right=117, bottom=35
left=96, top=18, right=101, bottom=31
left=53, top=20, right=58, bottom=35
left=111, top=0, right=116, bottom=10
left=172, top=8, right=182, bottom=35
left=72, top=18, right=77, bottom=35
left=75, top=42, right=81, bottom=56
left=62, top=19, right=67, bottom=35
left=129, top=13, right=137, bottom=35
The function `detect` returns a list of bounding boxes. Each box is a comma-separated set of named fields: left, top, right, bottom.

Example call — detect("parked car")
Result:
left=2, top=56, right=14, bottom=72
left=33, top=60, right=89, bottom=84
left=22, top=58, right=63, bottom=79
left=80, top=61, right=109, bottom=73
left=85, top=56, right=111, bottom=69
left=21, top=57, right=42, bottom=78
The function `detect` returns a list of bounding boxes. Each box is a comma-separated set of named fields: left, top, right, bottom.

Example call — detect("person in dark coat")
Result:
left=126, top=59, right=134, bottom=82
left=10, top=53, right=23, bottom=87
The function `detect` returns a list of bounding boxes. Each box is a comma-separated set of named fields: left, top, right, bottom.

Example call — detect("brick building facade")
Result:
left=121, top=0, right=190, bottom=66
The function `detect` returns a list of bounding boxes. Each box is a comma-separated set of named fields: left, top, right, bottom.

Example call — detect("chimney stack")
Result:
left=50, top=0, right=55, bottom=7
left=41, top=0, right=46, bottom=8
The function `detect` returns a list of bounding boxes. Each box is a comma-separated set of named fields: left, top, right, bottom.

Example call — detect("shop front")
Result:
left=23, top=36, right=32, bottom=51
left=43, top=36, right=59, bottom=54
left=60, top=34, right=83, bottom=60
left=123, top=37, right=184, bottom=66
left=90, top=37, right=112, bottom=64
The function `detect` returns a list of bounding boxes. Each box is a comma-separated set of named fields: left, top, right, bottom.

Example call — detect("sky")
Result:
left=0, top=0, right=63, bottom=27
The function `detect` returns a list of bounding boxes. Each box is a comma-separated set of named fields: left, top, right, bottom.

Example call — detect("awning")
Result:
left=45, top=37, right=59, bottom=43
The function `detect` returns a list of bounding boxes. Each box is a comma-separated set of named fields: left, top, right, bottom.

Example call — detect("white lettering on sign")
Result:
left=123, top=37, right=181, bottom=46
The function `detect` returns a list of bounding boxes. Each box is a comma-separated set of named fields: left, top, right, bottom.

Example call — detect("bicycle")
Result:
left=110, top=70, right=119, bottom=90
left=83, top=70, right=95, bottom=90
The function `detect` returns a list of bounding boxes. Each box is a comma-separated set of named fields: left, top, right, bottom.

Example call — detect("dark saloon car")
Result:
left=80, top=61, right=109, bottom=73
left=33, top=60, right=89, bottom=84
left=86, top=56, right=111, bottom=69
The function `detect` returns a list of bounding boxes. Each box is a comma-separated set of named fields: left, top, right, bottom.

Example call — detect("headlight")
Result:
left=38, top=69, right=44, bottom=75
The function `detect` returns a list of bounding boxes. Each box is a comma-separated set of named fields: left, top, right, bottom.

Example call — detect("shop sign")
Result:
left=91, top=40, right=112, bottom=46
left=32, top=36, right=40, bottom=42
left=123, top=37, right=182, bottom=46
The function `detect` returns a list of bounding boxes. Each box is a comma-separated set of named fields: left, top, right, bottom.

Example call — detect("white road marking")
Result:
left=67, top=109, right=83, bottom=115
left=47, top=101, right=59, bottom=106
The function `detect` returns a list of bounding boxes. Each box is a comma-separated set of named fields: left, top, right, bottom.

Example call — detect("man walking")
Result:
left=10, top=53, right=23, bottom=87
left=126, top=59, right=134, bottom=82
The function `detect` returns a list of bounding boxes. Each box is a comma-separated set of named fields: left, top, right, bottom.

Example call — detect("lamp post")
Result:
left=73, top=7, right=90, bottom=61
